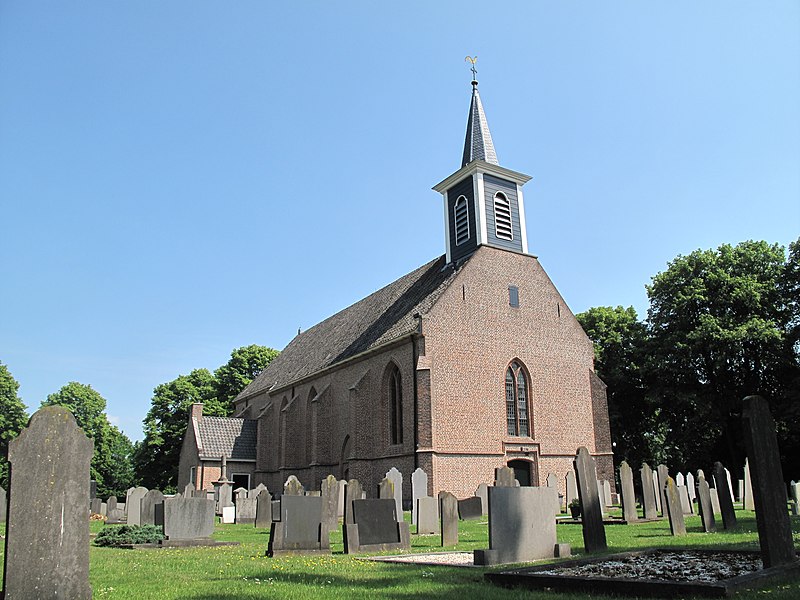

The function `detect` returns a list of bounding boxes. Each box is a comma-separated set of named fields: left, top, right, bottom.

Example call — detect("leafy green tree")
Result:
left=0, top=361, right=28, bottom=489
left=214, top=344, right=279, bottom=406
left=41, top=382, right=135, bottom=497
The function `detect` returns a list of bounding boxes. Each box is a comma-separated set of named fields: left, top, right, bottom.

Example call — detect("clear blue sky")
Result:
left=1, top=2, right=798, bottom=442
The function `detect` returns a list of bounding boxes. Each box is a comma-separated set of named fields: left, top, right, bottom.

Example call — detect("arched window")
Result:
left=388, top=364, right=403, bottom=444
left=454, top=195, right=470, bottom=246
left=494, top=192, right=513, bottom=240
left=505, top=361, right=530, bottom=436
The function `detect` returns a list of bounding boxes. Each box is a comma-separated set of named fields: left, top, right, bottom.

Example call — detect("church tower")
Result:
left=433, top=75, right=532, bottom=264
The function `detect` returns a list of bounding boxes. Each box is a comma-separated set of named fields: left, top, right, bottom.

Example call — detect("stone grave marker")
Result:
left=697, top=471, right=716, bottom=532
left=268, top=494, right=330, bottom=556
left=126, top=486, right=149, bottom=526
left=713, top=461, right=737, bottom=529
left=725, top=467, right=735, bottom=505
left=100, top=502, right=107, bottom=516
left=385, top=467, right=403, bottom=520
left=474, top=486, right=560, bottom=566
left=439, top=491, right=458, bottom=546
left=574, top=447, right=607, bottom=553
left=619, top=461, right=638, bottom=523
left=2, top=406, right=93, bottom=599
left=90, top=479, right=97, bottom=499
left=678, top=485, right=692, bottom=515
left=686, top=471, right=696, bottom=504
left=156, top=497, right=215, bottom=541
left=336, top=479, right=346, bottom=519
left=664, top=477, right=686, bottom=536
left=284, top=475, right=305, bottom=496
left=90, top=497, right=102, bottom=514
left=640, top=463, right=658, bottom=520
left=416, top=496, right=438, bottom=534
left=790, top=481, right=800, bottom=507
left=596, top=480, right=607, bottom=515
left=184, top=482, right=196, bottom=497
left=676, top=472, right=685, bottom=487
left=235, top=496, right=257, bottom=524
left=306, top=490, right=321, bottom=497
left=652, top=469, right=662, bottom=514
left=495, top=466, right=517, bottom=487
left=457, top=496, right=483, bottom=520
left=743, top=458, right=755, bottom=510
left=217, top=482, right=233, bottom=515
left=565, top=470, right=578, bottom=507
left=411, top=468, right=427, bottom=526
left=250, top=483, right=267, bottom=498
left=343, top=498, right=410, bottom=554
left=140, top=489, right=165, bottom=526
left=546, top=472, right=561, bottom=513
left=602, top=480, right=612, bottom=507
left=710, top=487, right=722, bottom=515
left=254, top=488, right=273, bottom=528
left=222, top=505, right=236, bottom=524
left=738, top=480, right=745, bottom=503
left=234, top=487, right=248, bottom=502
left=475, top=483, right=489, bottom=515
left=344, top=479, right=363, bottom=524
left=742, top=395, right=796, bottom=568
left=107, top=495, right=118, bottom=514
left=656, top=464, right=669, bottom=517
left=378, top=477, right=394, bottom=501
left=321, top=474, right=339, bottom=530
left=0, top=486, right=6, bottom=523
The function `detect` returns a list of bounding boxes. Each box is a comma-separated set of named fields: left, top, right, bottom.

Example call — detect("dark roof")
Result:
left=462, top=82, right=498, bottom=167
left=236, top=253, right=468, bottom=399
left=196, top=416, right=257, bottom=460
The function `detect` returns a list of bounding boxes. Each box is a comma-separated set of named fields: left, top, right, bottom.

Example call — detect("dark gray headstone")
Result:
left=640, top=463, right=657, bottom=519
left=90, top=497, right=102, bottom=514
left=713, top=461, right=737, bottom=529
left=743, top=458, right=755, bottom=511
left=284, top=475, right=304, bottom=496
left=697, top=472, right=716, bottom=532
left=321, top=474, right=339, bottom=530
left=254, top=489, right=273, bottom=528
left=385, top=467, right=403, bottom=521
left=475, top=483, right=489, bottom=516
left=140, top=489, right=165, bottom=526
left=619, top=461, right=638, bottom=523
left=156, top=497, right=215, bottom=540
left=573, top=447, right=607, bottom=553
left=656, top=464, right=669, bottom=517
left=416, top=496, right=438, bottom=534
left=89, top=479, right=97, bottom=499
left=439, top=491, right=458, bottom=547
left=268, top=494, right=330, bottom=556
left=742, top=395, right=796, bottom=568
left=664, top=477, right=686, bottom=536
left=457, top=496, right=483, bottom=520
left=3, top=406, right=93, bottom=599
left=0, top=485, right=6, bottom=523
left=494, top=466, right=516, bottom=487
left=352, top=499, right=399, bottom=545
left=235, top=497, right=257, bottom=524
left=126, top=486, right=148, bottom=526
left=344, top=479, right=363, bottom=525
left=474, top=486, right=559, bottom=566
left=411, top=468, right=427, bottom=526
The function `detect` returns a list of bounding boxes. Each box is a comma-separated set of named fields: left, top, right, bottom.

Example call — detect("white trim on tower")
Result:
left=476, top=172, right=488, bottom=245
left=442, top=190, right=452, bottom=264
left=516, top=183, right=529, bottom=254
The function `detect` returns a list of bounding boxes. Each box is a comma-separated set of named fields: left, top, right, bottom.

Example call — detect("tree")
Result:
left=214, top=344, right=279, bottom=407
left=0, top=361, right=28, bottom=489
left=42, top=382, right=135, bottom=497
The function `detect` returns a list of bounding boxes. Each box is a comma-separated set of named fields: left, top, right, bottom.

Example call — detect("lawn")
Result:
left=2, top=510, right=800, bottom=598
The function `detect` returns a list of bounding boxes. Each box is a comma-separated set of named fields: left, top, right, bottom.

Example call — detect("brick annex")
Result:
left=178, top=77, right=613, bottom=502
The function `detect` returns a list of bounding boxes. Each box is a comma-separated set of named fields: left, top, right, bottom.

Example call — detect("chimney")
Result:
left=190, top=403, right=203, bottom=422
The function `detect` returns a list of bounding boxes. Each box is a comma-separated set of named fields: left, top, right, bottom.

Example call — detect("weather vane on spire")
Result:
left=465, top=55, right=478, bottom=82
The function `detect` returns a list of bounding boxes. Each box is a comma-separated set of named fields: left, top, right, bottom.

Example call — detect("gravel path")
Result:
left=366, top=552, right=475, bottom=566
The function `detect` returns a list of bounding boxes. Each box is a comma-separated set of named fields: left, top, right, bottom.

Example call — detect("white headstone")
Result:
left=686, top=471, right=696, bottom=501
left=222, top=505, right=236, bottom=524
left=411, top=468, right=427, bottom=526
left=385, top=467, right=403, bottom=521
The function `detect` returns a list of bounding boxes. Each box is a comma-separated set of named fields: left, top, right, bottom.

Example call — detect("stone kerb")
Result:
left=573, top=447, right=607, bottom=553
left=3, top=406, right=93, bottom=599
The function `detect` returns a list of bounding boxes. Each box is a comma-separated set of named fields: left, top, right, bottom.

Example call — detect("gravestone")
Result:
left=385, top=467, right=403, bottom=520
left=664, top=477, right=687, bottom=536
left=439, top=491, right=458, bottom=546
left=652, top=470, right=662, bottom=514
left=284, top=475, right=304, bottom=496
left=738, top=480, right=745, bottom=503
left=602, top=480, right=612, bottom=507
left=743, top=458, right=755, bottom=510
left=573, top=447, right=607, bottom=553
left=546, top=472, right=561, bottom=513
left=495, top=466, right=516, bottom=487
left=475, top=483, right=489, bottom=516
left=656, top=464, right=669, bottom=517
left=336, top=479, right=346, bottom=518
left=458, top=496, right=483, bottom=520
left=725, top=468, right=735, bottom=505
left=596, top=480, right=607, bottom=515
left=619, top=461, right=638, bottom=523
left=140, top=489, right=165, bottom=526
left=250, top=483, right=267, bottom=498
left=254, top=488, right=274, bottom=528
left=474, top=486, right=560, bottom=566
left=678, top=485, right=692, bottom=515
left=306, top=490, right=321, bottom=497
left=697, top=472, right=716, bottom=532
left=416, top=496, right=438, bottom=534
left=90, top=497, right=102, bottom=514
left=343, top=498, right=410, bottom=554
left=321, top=474, right=339, bottom=530
left=90, top=480, right=97, bottom=499
left=640, top=463, right=657, bottom=519
left=676, top=472, right=685, bottom=487
left=235, top=497, right=257, bottom=524
left=126, top=486, right=149, bottom=526
left=713, top=461, right=737, bottom=529
left=107, top=495, right=118, bottom=515
left=184, top=482, right=196, bottom=497
left=411, top=468, right=427, bottom=526
left=2, top=406, right=93, bottom=599
left=0, top=486, right=6, bottom=523
left=565, top=470, right=578, bottom=506
left=378, top=477, right=394, bottom=502
left=234, top=487, right=248, bottom=502
left=742, top=395, right=796, bottom=568
left=344, top=479, right=363, bottom=524
left=156, top=497, right=215, bottom=540
left=790, top=481, right=800, bottom=506
left=222, top=505, right=235, bottom=524
left=710, top=487, right=722, bottom=515
left=686, top=471, right=696, bottom=503
left=100, top=502, right=107, bottom=516
left=217, top=482, right=233, bottom=515
left=268, top=494, right=330, bottom=556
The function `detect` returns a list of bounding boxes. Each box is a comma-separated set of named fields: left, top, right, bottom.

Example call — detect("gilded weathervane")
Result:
left=465, top=55, right=478, bottom=81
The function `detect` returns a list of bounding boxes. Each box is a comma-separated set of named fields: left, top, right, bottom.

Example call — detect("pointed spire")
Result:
left=461, top=80, right=499, bottom=167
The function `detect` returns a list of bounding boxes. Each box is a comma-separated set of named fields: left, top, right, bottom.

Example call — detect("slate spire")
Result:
left=462, top=79, right=499, bottom=167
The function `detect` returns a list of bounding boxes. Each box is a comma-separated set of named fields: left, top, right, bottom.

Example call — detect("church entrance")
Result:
left=507, top=458, right=538, bottom=486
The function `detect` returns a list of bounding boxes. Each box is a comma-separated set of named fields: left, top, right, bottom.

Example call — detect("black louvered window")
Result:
left=454, top=195, right=470, bottom=246
left=494, top=192, right=513, bottom=240
left=505, top=361, right=532, bottom=437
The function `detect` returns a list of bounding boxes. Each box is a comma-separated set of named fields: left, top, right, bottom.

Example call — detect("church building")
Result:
left=178, top=76, right=613, bottom=502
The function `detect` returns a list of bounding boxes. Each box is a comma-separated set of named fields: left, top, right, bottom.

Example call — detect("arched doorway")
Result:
left=507, top=459, right=533, bottom=486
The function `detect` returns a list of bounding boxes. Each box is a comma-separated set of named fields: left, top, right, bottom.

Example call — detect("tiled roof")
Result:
left=236, top=253, right=469, bottom=400
left=196, top=416, right=257, bottom=460
left=462, top=82, right=498, bottom=168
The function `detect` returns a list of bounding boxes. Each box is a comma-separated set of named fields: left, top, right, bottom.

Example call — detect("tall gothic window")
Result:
left=388, top=364, right=403, bottom=444
left=505, top=361, right=530, bottom=436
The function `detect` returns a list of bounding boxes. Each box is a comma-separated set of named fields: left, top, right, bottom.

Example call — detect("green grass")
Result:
left=2, top=510, right=800, bottom=598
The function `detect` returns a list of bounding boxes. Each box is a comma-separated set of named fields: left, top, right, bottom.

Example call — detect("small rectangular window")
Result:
left=190, top=466, right=197, bottom=485
left=509, top=285, right=519, bottom=307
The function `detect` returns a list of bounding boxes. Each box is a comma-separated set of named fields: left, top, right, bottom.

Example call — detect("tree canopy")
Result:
left=0, top=361, right=28, bottom=489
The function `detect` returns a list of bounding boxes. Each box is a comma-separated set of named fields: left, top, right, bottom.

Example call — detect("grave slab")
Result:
left=440, top=491, right=459, bottom=547
left=574, top=447, right=607, bottom=553
left=268, top=494, right=330, bottom=556
left=457, top=496, right=483, bottom=520
left=416, top=496, right=438, bottom=535
left=254, top=489, right=273, bottom=528
left=619, top=461, right=638, bottom=523
left=343, top=498, right=410, bottom=554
